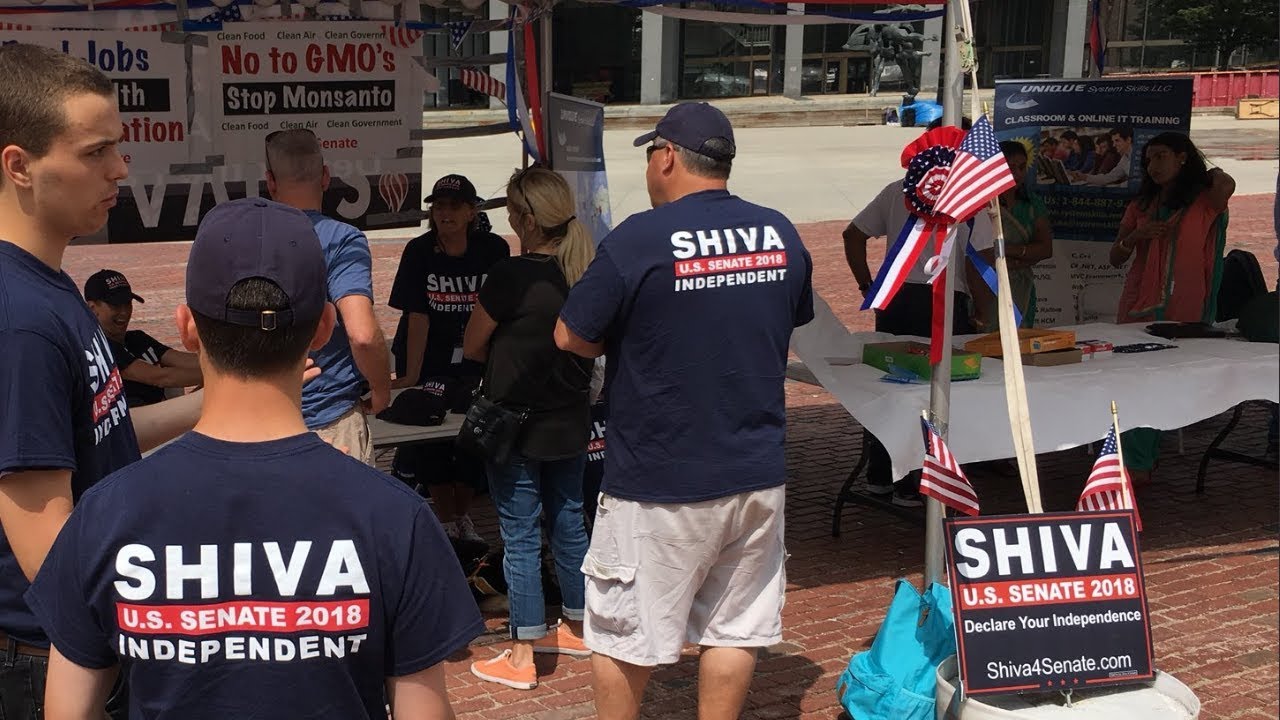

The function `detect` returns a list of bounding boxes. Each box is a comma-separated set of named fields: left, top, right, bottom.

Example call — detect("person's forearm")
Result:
left=842, top=232, right=873, bottom=288
left=130, top=391, right=202, bottom=452
left=1110, top=239, right=1135, bottom=268
left=0, top=469, right=74, bottom=581
left=162, top=351, right=202, bottom=372
left=351, top=334, right=391, bottom=401
left=403, top=313, right=429, bottom=383
left=153, top=366, right=203, bottom=389
left=45, top=650, right=117, bottom=720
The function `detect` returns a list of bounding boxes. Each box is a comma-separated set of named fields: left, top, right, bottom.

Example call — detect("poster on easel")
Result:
left=993, top=78, right=1193, bottom=326
left=546, top=92, right=613, bottom=246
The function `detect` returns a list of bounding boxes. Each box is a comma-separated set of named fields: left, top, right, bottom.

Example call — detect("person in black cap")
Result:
left=388, top=173, right=509, bottom=544
left=28, top=197, right=483, bottom=719
left=84, top=269, right=202, bottom=408
left=555, top=102, right=815, bottom=720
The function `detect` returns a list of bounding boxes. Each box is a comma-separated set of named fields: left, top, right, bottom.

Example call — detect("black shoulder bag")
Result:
left=456, top=380, right=530, bottom=466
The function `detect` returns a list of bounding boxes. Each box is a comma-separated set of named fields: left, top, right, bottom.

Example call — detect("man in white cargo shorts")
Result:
left=555, top=102, right=815, bottom=720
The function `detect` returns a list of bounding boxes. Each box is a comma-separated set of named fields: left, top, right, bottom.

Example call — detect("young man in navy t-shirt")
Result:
left=0, top=45, right=210, bottom=718
left=555, top=102, right=814, bottom=720
left=27, top=198, right=484, bottom=719
left=265, top=128, right=390, bottom=466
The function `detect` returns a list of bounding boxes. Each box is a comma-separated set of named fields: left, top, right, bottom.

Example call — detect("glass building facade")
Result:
left=426, top=1, right=1279, bottom=109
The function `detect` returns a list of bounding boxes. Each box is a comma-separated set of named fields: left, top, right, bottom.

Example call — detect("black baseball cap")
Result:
left=185, top=197, right=327, bottom=331
left=633, top=102, right=737, bottom=161
left=425, top=174, right=480, bottom=204
left=84, top=269, right=144, bottom=305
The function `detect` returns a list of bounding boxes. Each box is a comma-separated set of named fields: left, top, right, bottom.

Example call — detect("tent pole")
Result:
left=540, top=3, right=553, bottom=167
left=924, top=0, right=967, bottom=589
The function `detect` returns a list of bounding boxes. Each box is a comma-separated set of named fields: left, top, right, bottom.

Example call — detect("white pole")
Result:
left=924, top=0, right=968, bottom=588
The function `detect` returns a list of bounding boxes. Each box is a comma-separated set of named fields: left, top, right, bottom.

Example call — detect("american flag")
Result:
left=381, top=24, right=424, bottom=50
left=447, top=21, right=473, bottom=52
left=932, top=115, right=1017, bottom=224
left=460, top=68, right=506, bottom=101
left=920, top=417, right=980, bottom=516
left=199, top=3, right=243, bottom=24
left=1089, top=0, right=1107, bottom=76
left=1076, top=427, right=1142, bottom=530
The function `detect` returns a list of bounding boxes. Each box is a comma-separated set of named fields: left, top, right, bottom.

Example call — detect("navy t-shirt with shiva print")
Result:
left=0, top=240, right=140, bottom=647
left=27, top=432, right=484, bottom=719
left=559, top=189, right=814, bottom=504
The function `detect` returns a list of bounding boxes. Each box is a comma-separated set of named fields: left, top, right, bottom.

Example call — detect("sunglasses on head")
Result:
left=265, top=128, right=317, bottom=144
left=510, top=166, right=541, bottom=220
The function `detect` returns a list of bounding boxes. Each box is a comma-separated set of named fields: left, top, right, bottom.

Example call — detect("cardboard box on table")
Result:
left=963, top=328, right=1077, bottom=358
left=861, top=341, right=983, bottom=381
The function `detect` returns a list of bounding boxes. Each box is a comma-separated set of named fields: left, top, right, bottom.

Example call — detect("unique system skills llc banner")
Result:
left=944, top=511, right=1155, bottom=697
left=993, top=78, right=1193, bottom=325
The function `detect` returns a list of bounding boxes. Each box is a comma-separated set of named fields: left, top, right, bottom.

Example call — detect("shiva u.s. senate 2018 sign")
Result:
left=944, top=511, right=1155, bottom=697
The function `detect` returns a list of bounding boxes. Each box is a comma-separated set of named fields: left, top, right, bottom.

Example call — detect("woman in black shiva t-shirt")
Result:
left=461, top=167, right=595, bottom=691
left=388, top=173, right=509, bottom=545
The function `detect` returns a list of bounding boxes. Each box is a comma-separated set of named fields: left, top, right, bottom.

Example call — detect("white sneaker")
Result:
left=457, top=514, right=485, bottom=544
left=443, top=520, right=460, bottom=540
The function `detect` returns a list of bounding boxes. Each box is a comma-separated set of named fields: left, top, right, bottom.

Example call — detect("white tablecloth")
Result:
left=791, top=295, right=1280, bottom=481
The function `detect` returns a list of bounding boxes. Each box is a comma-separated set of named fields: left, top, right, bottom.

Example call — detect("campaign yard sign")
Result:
left=944, top=511, right=1155, bottom=696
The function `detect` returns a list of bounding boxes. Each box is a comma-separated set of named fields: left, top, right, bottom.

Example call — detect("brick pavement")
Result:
left=61, top=194, right=1279, bottom=719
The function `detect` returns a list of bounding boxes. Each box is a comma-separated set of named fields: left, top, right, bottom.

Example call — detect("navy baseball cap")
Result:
left=425, top=174, right=480, bottom=204
left=633, top=102, right=737, bottom=161
left=186, top=198, right=327, bottom=331
left=84, top=269, right=144, bottom=304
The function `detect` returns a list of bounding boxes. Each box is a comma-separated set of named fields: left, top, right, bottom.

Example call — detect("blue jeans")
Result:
left=486, top=453, right=589, bottom=640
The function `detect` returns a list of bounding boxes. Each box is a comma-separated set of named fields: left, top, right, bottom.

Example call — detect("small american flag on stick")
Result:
left=920, top=415, right=980, bottom=516
left=460, top=68, right=506, bottom=102
left=1076, top=426, right=1142, bottom=530
left=932, top=114, right=1017, bottom=224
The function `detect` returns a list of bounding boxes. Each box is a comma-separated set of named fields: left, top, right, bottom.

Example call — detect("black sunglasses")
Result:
left=265, top=128, right=317, bottom=144
left=510, top=166, right=540, bottom=220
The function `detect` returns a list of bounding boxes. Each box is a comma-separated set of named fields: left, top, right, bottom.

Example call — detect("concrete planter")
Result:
left=935, top=656, right=1200, bottom=719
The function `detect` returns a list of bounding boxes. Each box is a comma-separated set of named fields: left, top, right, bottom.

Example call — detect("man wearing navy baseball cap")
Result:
left=555, top=102, right=815, bottom=719
left=28, top=198, right=483, bottom=719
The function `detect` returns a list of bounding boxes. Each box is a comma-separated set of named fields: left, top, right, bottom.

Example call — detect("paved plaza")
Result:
left=62, top=117, right=1279, bottom=719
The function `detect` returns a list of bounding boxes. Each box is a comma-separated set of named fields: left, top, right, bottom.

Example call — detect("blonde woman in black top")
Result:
left=462, top=167, right=596, bottom=690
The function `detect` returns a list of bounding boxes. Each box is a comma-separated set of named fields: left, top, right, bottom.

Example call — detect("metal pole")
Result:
left=924, top=0, right=968, bottom=588
left=540, top=5, right=553, bottom=167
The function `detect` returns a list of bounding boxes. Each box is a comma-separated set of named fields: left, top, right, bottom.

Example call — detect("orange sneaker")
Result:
left=470, top=649, right=537, bottom=690
left=533, top=621, right=592, bottom=658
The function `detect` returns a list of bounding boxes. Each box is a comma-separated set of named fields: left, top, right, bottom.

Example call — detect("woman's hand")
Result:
left=1128, top=220, right=1171, bottom=244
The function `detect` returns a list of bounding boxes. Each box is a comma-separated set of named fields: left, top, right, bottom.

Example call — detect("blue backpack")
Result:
left=836, top=579, right=956, bottom=720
